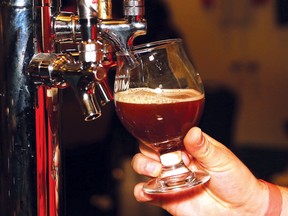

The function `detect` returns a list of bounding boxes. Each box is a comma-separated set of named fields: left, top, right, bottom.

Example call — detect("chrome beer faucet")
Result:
left=28, top=0, right=147, bottom=121
left=0, top=0, right=146, bottom=215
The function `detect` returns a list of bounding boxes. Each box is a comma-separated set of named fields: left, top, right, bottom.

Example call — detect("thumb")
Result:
left=183, top=127, right=236, bottom=172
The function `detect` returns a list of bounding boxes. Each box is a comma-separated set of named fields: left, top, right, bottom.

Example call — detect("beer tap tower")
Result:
left=0, top=0, right=146, bottom=215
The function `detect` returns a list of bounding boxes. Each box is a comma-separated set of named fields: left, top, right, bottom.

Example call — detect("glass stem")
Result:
left=159, top=150, right=190, bottom=179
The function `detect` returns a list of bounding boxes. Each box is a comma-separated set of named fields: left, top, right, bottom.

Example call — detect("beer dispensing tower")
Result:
left=0, top=0, right=146, bottom=215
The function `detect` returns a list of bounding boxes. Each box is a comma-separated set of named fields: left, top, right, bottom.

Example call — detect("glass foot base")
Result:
left=143, top=171, right=210, bottom=194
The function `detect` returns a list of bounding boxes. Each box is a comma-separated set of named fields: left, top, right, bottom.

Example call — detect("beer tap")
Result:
left=0, top=0, right=146, bottom=215
left=98, top=0, right=146, bottom=51
left=28, top=0, right=147, bottom=121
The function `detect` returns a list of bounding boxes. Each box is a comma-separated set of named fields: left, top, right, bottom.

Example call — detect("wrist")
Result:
left=259, top=179, right=283, bottom=216
left=279, top=186, right=288, bottom=216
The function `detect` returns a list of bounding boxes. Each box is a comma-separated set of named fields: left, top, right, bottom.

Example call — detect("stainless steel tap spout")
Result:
left=27, top=52, right=103, bottom=121
left=98, top=0, right=146, bottom=51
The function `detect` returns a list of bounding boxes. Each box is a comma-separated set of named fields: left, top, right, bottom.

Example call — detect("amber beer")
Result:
left=115, top=88, right=204, bottom=154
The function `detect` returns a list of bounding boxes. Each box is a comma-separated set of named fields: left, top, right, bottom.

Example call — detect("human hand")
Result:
left=131, top=127, right=268, bottom=216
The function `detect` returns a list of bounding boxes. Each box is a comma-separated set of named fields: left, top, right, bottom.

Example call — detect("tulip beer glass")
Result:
left=114, top=39, right=210, bottom=194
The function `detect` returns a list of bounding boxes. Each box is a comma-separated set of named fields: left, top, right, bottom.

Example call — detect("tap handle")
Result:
left=124, top=0, right=145, bottom=17
left=98, top=0, right=112, bottom=19
left=77, top=0, right=98, bottom=20
left=77, top=0, right=98, bottom=41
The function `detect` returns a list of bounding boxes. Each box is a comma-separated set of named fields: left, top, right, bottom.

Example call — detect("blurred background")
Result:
left=62, top=0, right=288, bottom=215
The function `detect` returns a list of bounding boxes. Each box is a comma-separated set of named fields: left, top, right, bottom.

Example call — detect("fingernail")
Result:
left=198, top=132, right=205, bottom=146
left=193, top=131, right=206, bottom=151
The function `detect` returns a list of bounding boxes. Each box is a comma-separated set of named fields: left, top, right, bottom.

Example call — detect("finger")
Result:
left=134, top=182, right=154, bottom=202
left=131, top=153, right=162, bottom=177
left=184, top=127, right=237, bottom=172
